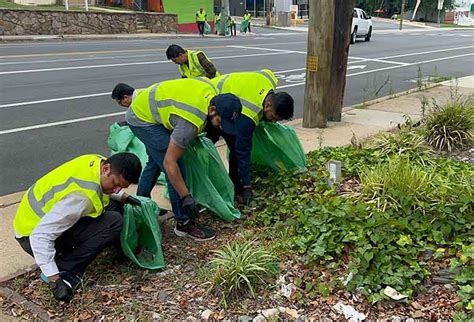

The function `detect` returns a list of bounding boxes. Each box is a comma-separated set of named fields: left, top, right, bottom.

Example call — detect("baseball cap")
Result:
left=213, top=93, right=242, bottom=135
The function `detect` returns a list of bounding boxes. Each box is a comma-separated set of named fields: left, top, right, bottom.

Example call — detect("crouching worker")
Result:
left=111, top=79, right=242, bottom=241
left=13, top=153, right=142, bottom=303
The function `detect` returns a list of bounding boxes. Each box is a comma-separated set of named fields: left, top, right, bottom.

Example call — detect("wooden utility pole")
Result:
left=327, top=0, right=355, bottom=121
left=303, top=0, right=354, bottom=127
left=303, top=0, right=335, bottom=128
left=399, top=0, right=405, bottom=30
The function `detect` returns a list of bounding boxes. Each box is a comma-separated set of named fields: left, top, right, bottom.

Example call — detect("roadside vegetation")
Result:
left=2, top=94, right=473, bottom=319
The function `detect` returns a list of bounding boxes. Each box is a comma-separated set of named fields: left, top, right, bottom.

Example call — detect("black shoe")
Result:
left=174, top=221, right=216, bottom=241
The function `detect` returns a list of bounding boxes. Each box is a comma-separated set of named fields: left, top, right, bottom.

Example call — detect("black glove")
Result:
left=182, top=195, right=199, bottom=219
left=49, top=279, right=73, bottom=303
left=242, top=186, right=252, bottom=206
left=125, top=195, right=141, bottom=206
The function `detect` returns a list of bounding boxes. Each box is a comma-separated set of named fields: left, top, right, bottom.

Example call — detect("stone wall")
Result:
left=0, top=9, right=177, bottom=35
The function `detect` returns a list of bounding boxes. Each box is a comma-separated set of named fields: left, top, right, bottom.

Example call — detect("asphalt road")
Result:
left=1, top=20, right=473, bottom=195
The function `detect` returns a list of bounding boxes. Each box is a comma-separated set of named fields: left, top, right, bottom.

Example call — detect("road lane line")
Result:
left=349, top=56, right=409, bottom=66
left=0, top=112, right=125, bottom=135
left=228, top=45, right=306, bottom=54
left=0, top=92, right=110, bottom=109
left=376, top=45, right=474, bottom=60
left=0, top=51, right=292, bottom=75
left=0, top=41, right=307, bottom=59
left=2, top=52, right=473, bottom=134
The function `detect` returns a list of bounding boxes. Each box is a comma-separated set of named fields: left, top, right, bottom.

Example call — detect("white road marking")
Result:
left=228, top=45, right=306, bottom=54
left=347, top=65, right=367, bottom=70
left=1, top=51, right=473, bottom=134
left=0, top=92, right=110, bottom=109
left=0, top=112, right=125, bottom=135
left=349, top=56, right=409, bottom=66
left=376, top=45, right=474, bottom=60
left=0, top=51, right=293, bottom=75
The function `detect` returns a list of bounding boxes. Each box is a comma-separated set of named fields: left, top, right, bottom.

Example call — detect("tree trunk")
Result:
left=327, top=0, right=354, bottom=121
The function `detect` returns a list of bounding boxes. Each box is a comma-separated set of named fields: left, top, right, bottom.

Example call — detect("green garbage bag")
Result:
left=251, top=122, right=306, bottom=171
left=204, top=21, right=212, bottom=34
left=107, top=122, right=166, bottom=185
left=183, top=136, right=240, bottom=221
left=121, top=196, right=165, bottom=270
left=240, top=20, right=250, bottom=33
left=215, top=19, right=230, bottom=35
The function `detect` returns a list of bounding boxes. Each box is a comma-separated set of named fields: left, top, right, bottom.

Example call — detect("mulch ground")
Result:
left=0, top=210, right=467, bottom=320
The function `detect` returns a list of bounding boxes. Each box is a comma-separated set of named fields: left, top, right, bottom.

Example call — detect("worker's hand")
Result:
left=182, top=195, right=199, bottom=219
left=49, top=279, right=73, bottom=303
left=124, top=195, right=141, bottom=206
left=242, top=186, right=252, bottom=206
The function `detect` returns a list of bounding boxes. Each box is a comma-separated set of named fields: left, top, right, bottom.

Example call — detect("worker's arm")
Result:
left=197, top=52, right=217, bottom=79
left=235, top=115, right=257, bottom=187
left=29, top=193, right=92, bottom=281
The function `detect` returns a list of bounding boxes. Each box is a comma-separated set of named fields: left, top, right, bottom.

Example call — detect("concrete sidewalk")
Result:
left=1, top=77, right=473, bottom=281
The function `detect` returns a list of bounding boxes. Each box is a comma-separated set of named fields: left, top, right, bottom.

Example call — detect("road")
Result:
left=1, top=19, right=473, bottom=195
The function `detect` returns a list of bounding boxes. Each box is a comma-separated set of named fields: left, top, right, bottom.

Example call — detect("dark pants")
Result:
left=230, top=24, right=236, bottom=36
left=247, top=22, right=251, bottom=33
left=197, top=21, right=205, bottom=35
left=205, top=123, right=243, bottom=195
left=16, top=201, right=124, bottom=275
left=129, top=124, right=188, bottom=224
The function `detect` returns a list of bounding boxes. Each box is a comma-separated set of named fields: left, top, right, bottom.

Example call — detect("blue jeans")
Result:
left=129, top=124, right=188, bottom=224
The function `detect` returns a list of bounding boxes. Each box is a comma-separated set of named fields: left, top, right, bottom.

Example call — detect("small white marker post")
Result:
left=65, top=0, right=69, bottom=11
left=84, top=0, right=89, bottom=11
left=327, top=160, right=342, bottom=188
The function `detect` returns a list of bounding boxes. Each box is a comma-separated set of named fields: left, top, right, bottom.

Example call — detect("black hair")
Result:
left=105, top=152, right=141, bottom=184
left=272, top=92, right=294, bottom=120
left=111, top=83, right=134, bottom=100
left=166, top=44, right=186, bottom=60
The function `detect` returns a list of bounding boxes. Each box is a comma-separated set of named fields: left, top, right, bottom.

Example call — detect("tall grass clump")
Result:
left=209, top=240, right=276, bottom=304
left=424, top=97, right=474, bottom=152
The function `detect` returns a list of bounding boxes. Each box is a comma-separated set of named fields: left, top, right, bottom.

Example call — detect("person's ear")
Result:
left=208, top=105, right=216, bottom=114
left=101, top=162, right=111, bottom=176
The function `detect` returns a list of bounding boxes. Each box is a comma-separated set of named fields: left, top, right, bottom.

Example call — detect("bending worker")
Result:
left=166, top=44, right=219, bottom=79
left=111, top=78, right=242, bottom=241
left=207, top=69, right=294, bottom=205
left=13, top=153, right=142, bottom=303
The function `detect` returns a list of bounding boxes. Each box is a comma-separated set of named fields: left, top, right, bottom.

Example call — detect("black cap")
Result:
left=214, top=93, right=242, bottom=135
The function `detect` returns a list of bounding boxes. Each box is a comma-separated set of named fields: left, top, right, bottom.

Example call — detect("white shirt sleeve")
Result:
left=29, top=192, right=93, bottom=277
left=110, top=189, right=125, bottom=201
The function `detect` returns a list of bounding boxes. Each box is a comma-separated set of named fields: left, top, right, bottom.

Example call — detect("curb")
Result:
left=0, top=33, right=220, bottom=42
left=0, top=286, right=51, bottom=321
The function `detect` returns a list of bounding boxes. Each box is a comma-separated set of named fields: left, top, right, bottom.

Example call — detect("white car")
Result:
left=351, top=8, right=373, bottom=44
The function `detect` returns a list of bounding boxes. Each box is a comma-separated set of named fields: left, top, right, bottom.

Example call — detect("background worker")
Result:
left=243, top=10, right=252, bottom=33
left=13, top=153, right=142, bottom=303
left=207, top=69, right=294, bottom=205
left=228, top=15, right=236, bottom=36
left=196, top=7, right=207, bottom=36
left=166, top=44, right=218, bottom=79
left=111, top=79, right=242, bottom=241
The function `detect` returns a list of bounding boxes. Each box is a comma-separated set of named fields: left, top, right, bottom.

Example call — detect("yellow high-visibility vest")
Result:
left=130, top=78, right=218, bottom=133
left=14, top=154, right=110, bottom=237
left=212, top=69, right=278, bottom=125
left=196, top=10, right=207, bottom=22
left=179, top=50, right=219, bottom=79
left=244, top=13, right=252, bottom=21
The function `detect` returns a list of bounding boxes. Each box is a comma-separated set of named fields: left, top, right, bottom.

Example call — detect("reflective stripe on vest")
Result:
left=14, top=155, right=109, bottom=237
left=212, top=69, right=277, bottom=125
left=27, top=178, right=102, bottom=218
left=132, top=78, right=216, bottom=131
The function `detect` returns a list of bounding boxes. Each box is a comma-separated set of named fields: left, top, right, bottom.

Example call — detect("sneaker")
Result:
left=174, top=221, right=216, bottom=241
left=39, top=271, right=82, bottom=289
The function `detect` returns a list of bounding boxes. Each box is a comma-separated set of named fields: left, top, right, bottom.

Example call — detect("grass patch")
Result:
left=208, top=239, right=276, bottom=306
left=423, top=96, right=474, bottom=152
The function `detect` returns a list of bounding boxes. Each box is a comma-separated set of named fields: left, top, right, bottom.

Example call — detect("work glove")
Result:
left=124, top=195, right=141, bottom=206
left=49, top=279, right=73, bottom=303
left=242, top=186, right=252, bottom=206
left=182, top=195, right=199, bottom=219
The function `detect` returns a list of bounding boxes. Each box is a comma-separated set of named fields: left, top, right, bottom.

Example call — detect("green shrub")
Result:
left=209, top=240, right=276, bottom=302
left=424, top=98, right=474, bottom=151
left=370, top=128, right=433, bottom=166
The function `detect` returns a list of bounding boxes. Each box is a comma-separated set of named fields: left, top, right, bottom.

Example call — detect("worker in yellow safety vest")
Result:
left=111, top=78, right=242, bottom=241
left=243, top=10, right=252, bottom=32
left=14, top=153, right=142, bottom=302
left=166, top=44, right=219, bottom=79
left=206, top=69, right=294, bottom=205
left=196, top=7, right=207, bottom=36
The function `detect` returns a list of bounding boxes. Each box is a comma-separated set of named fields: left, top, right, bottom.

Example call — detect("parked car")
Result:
left=351, top=8, right=373, bottom=44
